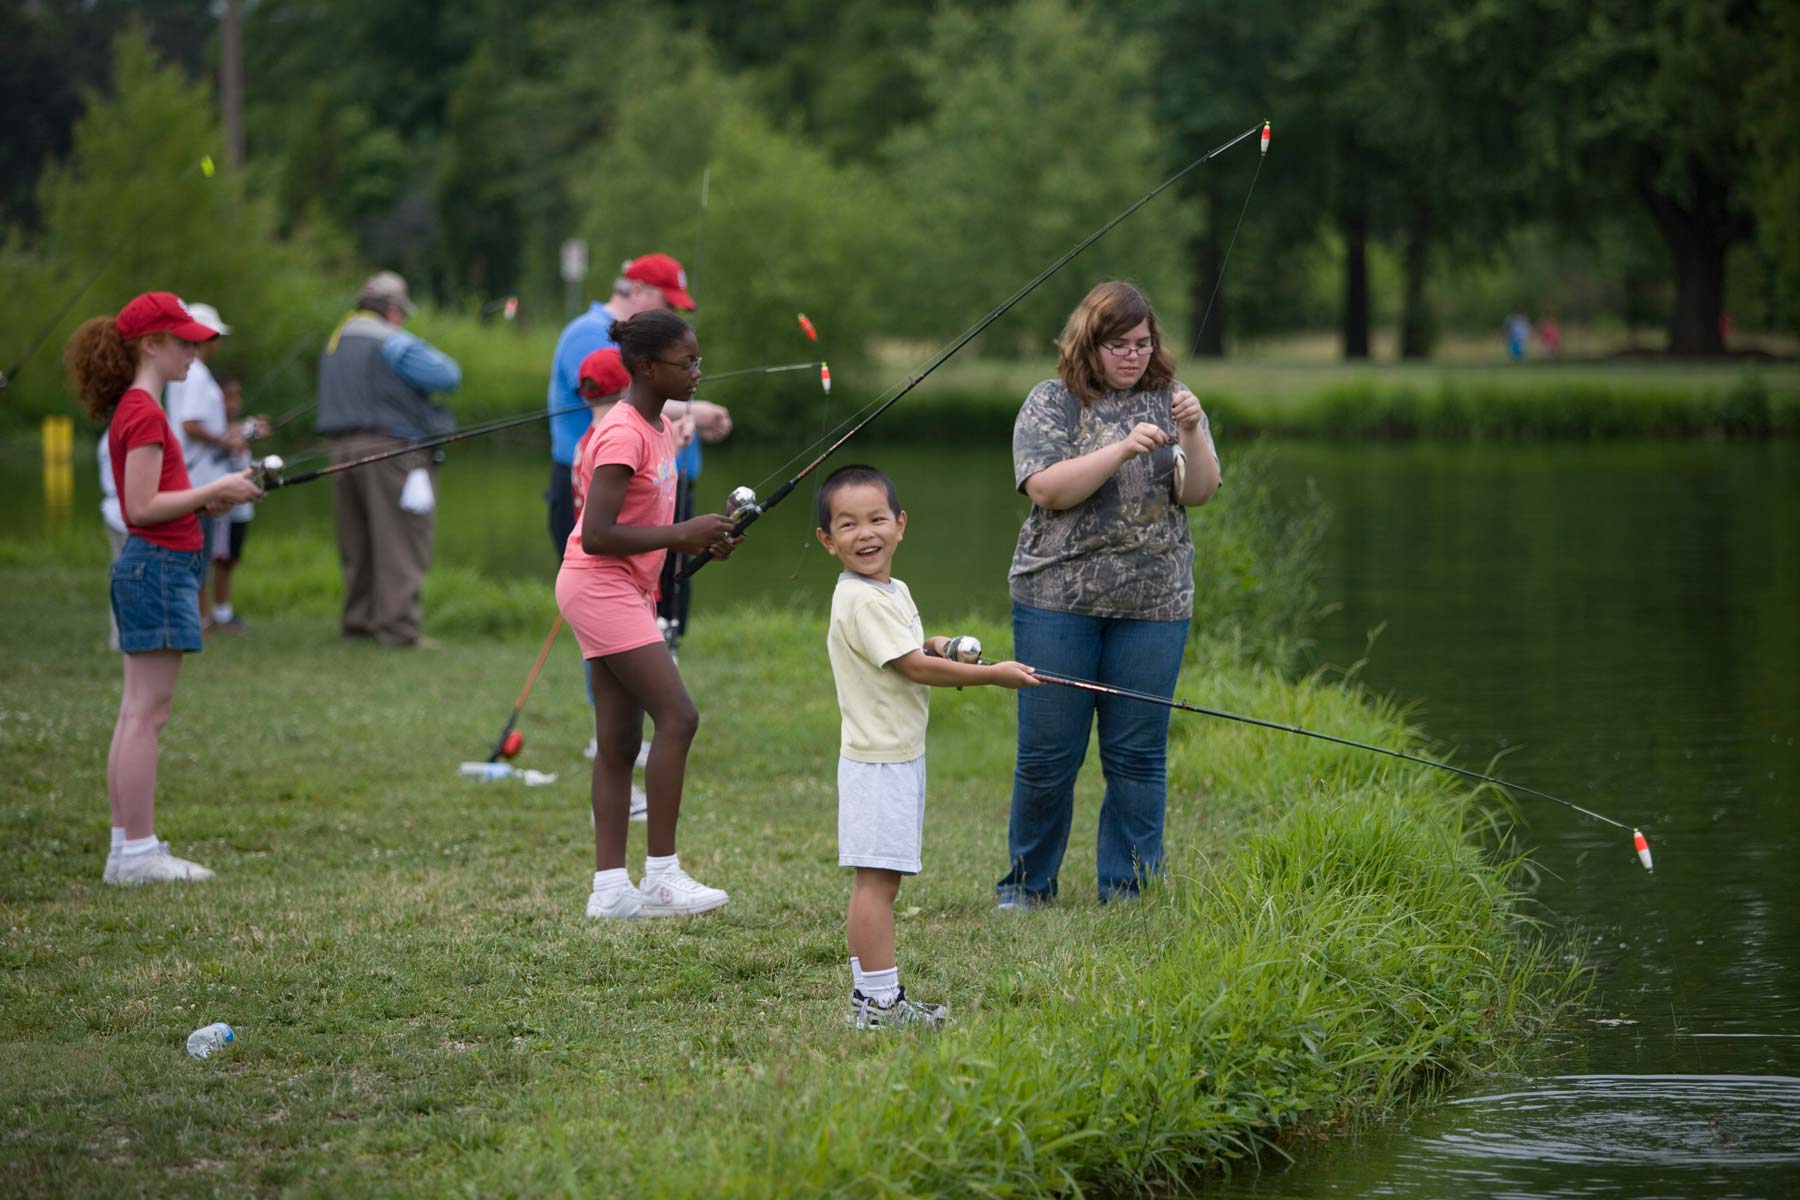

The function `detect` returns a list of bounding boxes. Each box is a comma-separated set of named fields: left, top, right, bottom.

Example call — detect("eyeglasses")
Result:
left=654, top=356, right=703, bottom=373
left=1101, top=339, right=1156, bottom=358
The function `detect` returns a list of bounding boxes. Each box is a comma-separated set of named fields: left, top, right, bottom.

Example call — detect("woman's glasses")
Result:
left=1101, top=339, right=1155, bottom=358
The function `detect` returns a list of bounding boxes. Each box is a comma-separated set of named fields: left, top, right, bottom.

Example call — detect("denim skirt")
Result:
left=110, top=535, right=205, bottom=653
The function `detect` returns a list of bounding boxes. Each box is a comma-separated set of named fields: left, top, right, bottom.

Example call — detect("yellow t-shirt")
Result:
left=826, top=573, right=929, bottom=763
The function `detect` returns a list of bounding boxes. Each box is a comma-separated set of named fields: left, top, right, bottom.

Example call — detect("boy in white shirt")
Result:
left=816, top=464, right=1040, bottom=1030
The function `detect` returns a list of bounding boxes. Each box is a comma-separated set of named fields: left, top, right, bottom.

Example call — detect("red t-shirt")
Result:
left=108, top=388, right=203, bottom=551
left=561, top=403, right=676, bottom=597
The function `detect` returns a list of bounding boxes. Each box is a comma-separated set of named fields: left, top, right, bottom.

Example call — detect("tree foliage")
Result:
left=2, top=0, right=1796, bottom=409
left=0, top=29, right=339, bottom=417
left=883, top=0, right=1197, bottom=354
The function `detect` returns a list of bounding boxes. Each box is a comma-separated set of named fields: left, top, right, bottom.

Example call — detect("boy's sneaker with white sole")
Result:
left=848, top=987, right=949, bottom=1031
left=637, top=866, right=728, bottom=916
left=586, top=884, right=644, bottom=919
left=109, top=843, right=215, bottom=885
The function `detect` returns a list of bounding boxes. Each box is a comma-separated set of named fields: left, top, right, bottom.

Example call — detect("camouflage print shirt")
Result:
left=1008, top=379, right=1211, bottom=622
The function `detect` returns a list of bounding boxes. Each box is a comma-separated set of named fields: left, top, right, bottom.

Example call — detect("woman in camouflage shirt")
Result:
left=996, top=281, right=1221, bottom=907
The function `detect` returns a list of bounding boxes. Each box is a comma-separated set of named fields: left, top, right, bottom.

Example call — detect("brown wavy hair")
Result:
left=1056, top=280, right=1176, bottom=405
left=64, top=317, right=146, bottom=422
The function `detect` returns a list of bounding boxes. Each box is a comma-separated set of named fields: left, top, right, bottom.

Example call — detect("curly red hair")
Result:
left=64, top=317, right=148, bottom=423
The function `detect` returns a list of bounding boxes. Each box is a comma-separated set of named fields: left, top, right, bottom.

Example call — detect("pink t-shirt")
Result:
left=108, top=388, right=203, bottom=551
left=562, top=402, right=677, bottom=597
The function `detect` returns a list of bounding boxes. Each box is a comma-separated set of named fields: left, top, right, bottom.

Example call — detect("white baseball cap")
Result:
left=186, top=302, right=231, bottom=335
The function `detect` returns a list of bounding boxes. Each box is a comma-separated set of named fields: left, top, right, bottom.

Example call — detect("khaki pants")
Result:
left=329, top=433, right=435, bottom=645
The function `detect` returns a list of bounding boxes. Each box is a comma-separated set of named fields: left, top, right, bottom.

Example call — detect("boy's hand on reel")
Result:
left=987, top=660, right=1042, bottom=689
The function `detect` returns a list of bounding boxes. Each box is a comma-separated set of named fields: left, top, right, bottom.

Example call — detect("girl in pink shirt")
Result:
left=555, top=311, right=739, bottom=919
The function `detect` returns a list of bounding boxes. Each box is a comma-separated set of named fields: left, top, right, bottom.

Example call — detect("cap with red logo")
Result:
left=114, top=292, right=223, bottom=343
left=577, top=347, right=630, bottom=399
left=623, top=252, right=695, bottom=311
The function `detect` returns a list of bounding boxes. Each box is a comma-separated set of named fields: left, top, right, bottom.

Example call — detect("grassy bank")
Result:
left=0, top=540, right=1580, bottom=1195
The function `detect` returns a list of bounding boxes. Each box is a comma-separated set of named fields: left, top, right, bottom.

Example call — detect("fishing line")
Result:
left=1188, top=139, right=1267, bottom=358
left=678, top=121, right=1269, bottom=580
left=929, top=635, right=1654, bottom=871
left=690, top=165, right=710, bottom=331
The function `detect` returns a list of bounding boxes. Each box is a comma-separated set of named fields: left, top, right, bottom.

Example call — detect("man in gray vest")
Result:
left=316, top=271, right=461, bottom=647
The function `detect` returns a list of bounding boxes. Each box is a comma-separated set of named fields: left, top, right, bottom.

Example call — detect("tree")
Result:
left=0, top=30, right=337, bottom=418
left=882, top=0, right=1196, bottom=356
left=1497, top=0, right=1777, bottom=354
left=572, top=18, right=900, bottom=429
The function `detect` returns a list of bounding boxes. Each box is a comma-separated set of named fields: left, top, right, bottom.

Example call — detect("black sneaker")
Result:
left=847, top=987, right=949, bottom=1031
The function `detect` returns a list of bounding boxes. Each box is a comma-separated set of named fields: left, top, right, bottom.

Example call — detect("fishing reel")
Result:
left=250, top=454, right=285, bottom=491
left=942, top=635, right=983, bottom=664
left=726, top=485, right=761, bottom=523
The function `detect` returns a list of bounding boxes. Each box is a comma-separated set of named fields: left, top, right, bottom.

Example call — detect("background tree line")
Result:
left=2, top=0, right=1795, bottom=422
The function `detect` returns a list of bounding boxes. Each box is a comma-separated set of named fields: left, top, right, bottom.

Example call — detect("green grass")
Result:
left=0, top=537, right=1582, bottom=1196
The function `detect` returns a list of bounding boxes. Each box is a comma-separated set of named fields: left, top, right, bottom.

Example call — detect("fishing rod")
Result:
left=261, top=344, right=827, bottom=488
left=700, top=360, right=829, bottom=387
left=930, top=635, right=1654, bottom=872
left=483, top=615, right=564, bottom=762
left=675, top=120, right=1272, bottom=582
left=253, top=401, right=592, bottom=490
left=2, top=155, right=218, bottom=390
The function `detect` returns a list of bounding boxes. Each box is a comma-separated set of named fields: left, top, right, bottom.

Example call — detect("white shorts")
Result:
left=838, top=754, right=926, bottom=874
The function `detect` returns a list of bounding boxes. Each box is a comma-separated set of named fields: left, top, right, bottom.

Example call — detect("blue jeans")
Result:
left=110, top=535, right=204, bottom=654
left=998, top=601, right=1189, bottom=903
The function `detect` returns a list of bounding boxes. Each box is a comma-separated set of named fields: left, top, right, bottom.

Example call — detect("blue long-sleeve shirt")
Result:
left=381, top=329, right=462, bottom=394
left=547, top=303, right=616, bottom=466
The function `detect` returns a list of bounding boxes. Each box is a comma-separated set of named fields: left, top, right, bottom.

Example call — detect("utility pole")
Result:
left=222, top=0, right=244, bottom=172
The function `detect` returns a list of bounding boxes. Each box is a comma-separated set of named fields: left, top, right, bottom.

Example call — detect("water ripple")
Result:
left=1430, top=1074, right=1800, bottom=1173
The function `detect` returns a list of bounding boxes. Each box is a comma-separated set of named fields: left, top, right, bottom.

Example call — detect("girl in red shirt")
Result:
left=555, top=311, right=739, bottom=920
left=64, top=293, right=265, bottom=886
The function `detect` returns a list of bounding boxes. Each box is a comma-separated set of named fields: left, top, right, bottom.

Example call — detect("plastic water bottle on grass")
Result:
left=186, top=1022, right=235, bottom=1058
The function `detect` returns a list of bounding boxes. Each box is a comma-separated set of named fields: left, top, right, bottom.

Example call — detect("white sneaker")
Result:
left=103, top=850, right=119, bottom=884
left=586, top=885, right=643, bottom=920
left=584, top=736, right=597, bottom=760
left=109, top=843, right=215, bottom=885
left=637, top=865, right=728, bottom=916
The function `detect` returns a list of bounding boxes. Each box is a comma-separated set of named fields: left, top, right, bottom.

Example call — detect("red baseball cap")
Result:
left=114, top=292, right=222, bottom=343
left=577, top=347, right=630, bottom=399
left=623, top=252, right=695, bottom=311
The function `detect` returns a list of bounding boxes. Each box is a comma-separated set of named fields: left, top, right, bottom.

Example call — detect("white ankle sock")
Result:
left=592, top=868, right=630, bottom=894
left=850, top=956, right=865, bottom=993
left=122, top=835, right=159, bottom=857
left=110, top=828, right=125, bottom=851
left=212, top=603, right=234, bottom=623
left=861, top=967, right=900, bottom=1005
left=643, top=853, right=678, bottom=879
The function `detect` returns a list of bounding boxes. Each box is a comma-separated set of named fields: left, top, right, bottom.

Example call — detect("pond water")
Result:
left=9, top=427, right=1798, bottom=1196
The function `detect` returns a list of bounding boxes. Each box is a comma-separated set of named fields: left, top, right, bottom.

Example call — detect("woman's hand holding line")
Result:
left=1118, top=422, right=1169, bottom=460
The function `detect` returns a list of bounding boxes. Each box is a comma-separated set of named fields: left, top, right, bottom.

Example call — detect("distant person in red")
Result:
left=1535, top=314, right=1563, bottom=358
left=64, top=293, right=264, bottom=885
